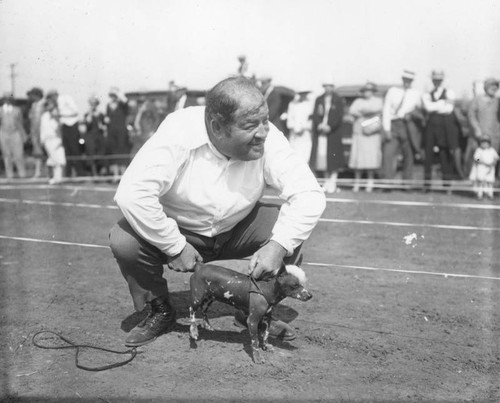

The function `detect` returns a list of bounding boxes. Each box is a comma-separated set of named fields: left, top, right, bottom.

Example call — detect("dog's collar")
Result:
left=248, top=276, right=278, bottom=305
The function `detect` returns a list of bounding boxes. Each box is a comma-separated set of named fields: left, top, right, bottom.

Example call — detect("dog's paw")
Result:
left=252, top=349, right=265, bottom=364
left=262, top=343, right=274, bottom=353
left=189, top=323, right=199, bottom=340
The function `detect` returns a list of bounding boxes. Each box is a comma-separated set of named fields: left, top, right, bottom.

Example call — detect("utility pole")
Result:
left=9, top=63, right=17, bottom=97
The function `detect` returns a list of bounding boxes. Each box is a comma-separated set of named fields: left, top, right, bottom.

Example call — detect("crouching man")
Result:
left=109, top=77, right=326, bottom=347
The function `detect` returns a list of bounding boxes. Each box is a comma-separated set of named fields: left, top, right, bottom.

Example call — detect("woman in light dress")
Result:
left=348, top=82, right=383, bottom=192
left=40, top=98, right=66, bottom=184
left=286, top=89, right=313, bottom=162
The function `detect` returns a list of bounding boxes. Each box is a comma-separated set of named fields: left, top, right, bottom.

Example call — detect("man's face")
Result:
left=402, top=78, right=413, bottom=89
left=432, top=79, right=443, bottom=88
left=323, top=84, right=335, bottom=95
left=214, top=95, right=270, bottom=161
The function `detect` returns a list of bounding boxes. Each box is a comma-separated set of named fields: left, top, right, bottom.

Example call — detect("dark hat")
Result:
left=360, top=82, right=378, bottom=93
left=484, top=77, right=499, bottom=88
left=27, top=87, right=44, bottom=98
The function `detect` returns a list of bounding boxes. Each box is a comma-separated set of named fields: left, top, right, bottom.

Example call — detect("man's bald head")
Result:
left=205, top=77, right=264, bottom=127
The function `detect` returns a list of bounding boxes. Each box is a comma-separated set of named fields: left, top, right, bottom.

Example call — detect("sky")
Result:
left=0, top=0, right=499, bottom=113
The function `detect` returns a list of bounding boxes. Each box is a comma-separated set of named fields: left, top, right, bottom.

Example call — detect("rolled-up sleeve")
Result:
left=114, top=120, right=188, bottom=256
left=263, top=126, right=326, bottom=255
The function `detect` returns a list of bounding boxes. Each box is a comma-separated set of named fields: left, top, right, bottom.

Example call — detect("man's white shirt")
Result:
left=422, top=86, right=455, bottom=115
left=57, top=94, right=79, bottom=126
left=115, top=106, right=325, bottom=257
left=382, top=86, right=422, bottom=132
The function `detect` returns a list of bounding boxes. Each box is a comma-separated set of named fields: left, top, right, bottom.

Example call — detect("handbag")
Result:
left=361, top=115, right=382, bottom=136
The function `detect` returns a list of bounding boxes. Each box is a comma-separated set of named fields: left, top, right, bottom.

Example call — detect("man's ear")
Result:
left=209, top=116, right=225, bottom=140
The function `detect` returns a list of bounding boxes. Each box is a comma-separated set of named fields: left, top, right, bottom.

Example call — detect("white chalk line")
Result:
left=1, top=184, right=500, bottom=211
left=1, top=233, right=498, bottom=281
left=320, top=217, right=500, bottom=232
left=262, top=195, right=500, bottom=211
left=0, top=234, right=109, bottom=249
left=0, top=197, right=499, bottom=232
left=0, top=197, right=117, bottom=210
left=306, top=262, right=500, bottom=281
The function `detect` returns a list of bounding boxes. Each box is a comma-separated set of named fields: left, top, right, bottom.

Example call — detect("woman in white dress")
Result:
left=40, top=99, right=66, bottom=184
left=348, top=82, right=383, bottom=192
left=286, top=90, right=313, bottom=162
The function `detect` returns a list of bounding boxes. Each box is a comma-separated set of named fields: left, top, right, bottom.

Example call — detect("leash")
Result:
left=248, top=275, right=266, bottom=297
left=32, top=330, right=138, bottom=371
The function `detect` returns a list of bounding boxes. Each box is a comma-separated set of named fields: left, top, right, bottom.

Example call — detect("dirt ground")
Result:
left=1, top=182, right=499, bottom=402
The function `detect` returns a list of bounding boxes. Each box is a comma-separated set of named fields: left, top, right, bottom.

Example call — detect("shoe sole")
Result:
left=125, top=335, right=159, bottom=348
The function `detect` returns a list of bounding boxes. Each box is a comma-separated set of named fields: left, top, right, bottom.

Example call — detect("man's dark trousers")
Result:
left=109, top=202, right=302, bottom=311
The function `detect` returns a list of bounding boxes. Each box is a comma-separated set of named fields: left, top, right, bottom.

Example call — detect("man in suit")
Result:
left=422, top=70, right=464, bottom=187
left=0, top=93, right=27, bottom=179
left=258, top=75, right=295, bottom=136
left=382, top=70, right=423, bottom=184
left=310, top=78, right=345, bottom=193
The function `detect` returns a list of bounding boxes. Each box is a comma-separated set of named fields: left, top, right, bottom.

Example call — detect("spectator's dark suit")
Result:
left=310, top=93, right=345, bottom=172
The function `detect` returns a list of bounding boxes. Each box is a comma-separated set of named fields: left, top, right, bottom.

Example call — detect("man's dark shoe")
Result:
left=233, top=310, right=296, bottom=341
left=125, top=296, right=177, bottom=347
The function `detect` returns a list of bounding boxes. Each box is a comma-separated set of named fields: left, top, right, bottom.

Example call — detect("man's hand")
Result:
left=248, top=240, right=287, bottom=280
left=319, top=123, right=331, bottom=134
left=167, top=243, right=203, bottom=273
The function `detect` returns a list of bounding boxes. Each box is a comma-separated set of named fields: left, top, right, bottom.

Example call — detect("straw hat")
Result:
left=401, top=70, right=416, bottom=80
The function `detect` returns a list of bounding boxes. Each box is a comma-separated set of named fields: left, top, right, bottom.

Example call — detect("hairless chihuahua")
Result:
left=189, top=262, right=312, bottom=364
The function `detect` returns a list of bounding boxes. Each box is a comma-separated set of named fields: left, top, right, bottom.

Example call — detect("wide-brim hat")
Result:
left=484, top=77, right=499, bottom=88
left=27, top=87, right=44, bottom=98
left=360, top=82, right=378, bottom=93
left=402, top=70, right=416, bottom=81
left=431, top=70, right=445, bottom=80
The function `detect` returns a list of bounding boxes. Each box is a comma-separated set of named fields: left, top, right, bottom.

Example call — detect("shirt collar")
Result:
left=206, top=136, right=228, bottom=160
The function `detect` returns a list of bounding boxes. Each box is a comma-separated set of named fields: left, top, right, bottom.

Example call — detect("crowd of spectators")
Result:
left=0, top=59, right=499, bottom=198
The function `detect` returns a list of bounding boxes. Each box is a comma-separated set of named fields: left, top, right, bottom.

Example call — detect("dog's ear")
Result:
left=277, top=263, right=287, bottom=276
